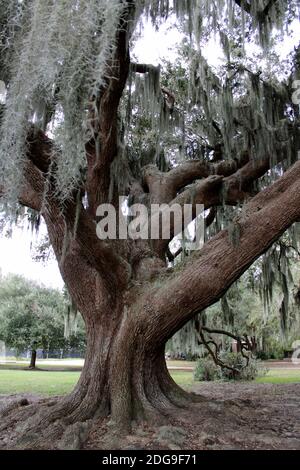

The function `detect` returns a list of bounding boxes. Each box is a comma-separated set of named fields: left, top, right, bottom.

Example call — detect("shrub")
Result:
left=194, top=357, right=218, bottom=381
left=256, top=346, right=284, bottom=360
left=218, top=351, right=267, bottom=381
left=194, top=353, right=268, bottom=382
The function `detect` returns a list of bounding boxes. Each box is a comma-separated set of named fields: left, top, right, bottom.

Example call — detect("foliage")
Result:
left=0, top=274, right=86, bottom=356
left=0, top=0, right=124, bottom=203
left=194, top=352, right=267, bottom=382
left=218, top=351, right=267, bottom=381
left=193, top=357, right=218, bottom=381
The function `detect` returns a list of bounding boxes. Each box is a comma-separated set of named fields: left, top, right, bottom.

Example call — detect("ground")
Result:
left=84, top=382, right=300, bottom=450
left=0, top=359, right=299, bottom=450
left=0, top=383, right=299, bottom=450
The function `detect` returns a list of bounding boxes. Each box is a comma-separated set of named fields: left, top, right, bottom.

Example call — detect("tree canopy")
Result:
left=0, top=274, right=85, bottom=360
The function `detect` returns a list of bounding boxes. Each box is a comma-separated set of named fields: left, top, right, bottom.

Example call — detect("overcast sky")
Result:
left=0, top=16, right=299, bottom=290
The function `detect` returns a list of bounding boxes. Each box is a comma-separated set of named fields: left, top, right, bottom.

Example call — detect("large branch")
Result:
left=42, top=201, right=123, bottom=317
left=63, top=201, right=131, bottom=291
left=1, top=127, right=131, bottom=292
left=143, top=152, right=250, bottom=204
left=153, top=155, right=272, bottom=257
left=86, top=4, right=134, bottom=215
left=143, top=159, right=300, bottom=342
left=165, top=152, right=250, bottom=192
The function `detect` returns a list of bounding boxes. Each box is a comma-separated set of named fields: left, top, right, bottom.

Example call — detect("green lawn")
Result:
left=0, top=369, right=80, bottom=395
left=0, top=367, right=299, bottom=396
left=0, top=362, right=82, bottom=371
left=170, top=370, right=195, bottom=386
left=166, top=360, right=195, bottom=368
left=255, top=369, right=300, bottom=384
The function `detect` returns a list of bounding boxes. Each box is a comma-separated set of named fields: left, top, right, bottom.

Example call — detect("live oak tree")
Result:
left=0, top=0, right=300, bottom=448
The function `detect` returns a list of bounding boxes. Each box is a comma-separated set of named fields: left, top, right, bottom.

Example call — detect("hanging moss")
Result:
left=0, top=0, right=298, bottom=216
left=0, top=0, right=125, bottom=205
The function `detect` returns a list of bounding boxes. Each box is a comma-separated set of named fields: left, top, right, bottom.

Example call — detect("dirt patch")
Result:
left=0, top=383, right=300, bottom=450
left=85, top=383, right=300, bottom=450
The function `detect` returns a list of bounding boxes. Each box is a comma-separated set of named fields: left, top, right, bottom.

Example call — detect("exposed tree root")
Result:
left=0, top=384, right=207, bottom=450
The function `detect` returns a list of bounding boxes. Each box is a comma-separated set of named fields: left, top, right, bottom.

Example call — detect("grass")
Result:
left=255, top=369, right=300, bottom=384
left=170, top=370, right=195, bottom=386
left=0, top=362, right=82, bottom=371
left=166, top=360, right=195, bottom=368
left=0, top=366, right=299, bottom=396
left=0, top=369, right=195, bottom=396
left=0, top=369, right=80, bottom=396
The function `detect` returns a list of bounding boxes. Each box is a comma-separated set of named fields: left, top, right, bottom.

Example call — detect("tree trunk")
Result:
left=29, top=349, right=37, bottom=369
left=48, top=301, right=190, bottom=433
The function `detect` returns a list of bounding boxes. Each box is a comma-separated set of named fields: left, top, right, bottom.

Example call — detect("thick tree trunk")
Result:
left=38, top=207, right=190, bottom=434
left=29, top=349, right=37, bottom=370
left=53, top=304, right=189, bottom=432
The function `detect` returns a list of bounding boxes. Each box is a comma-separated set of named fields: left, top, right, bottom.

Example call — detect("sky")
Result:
left=0, top=223, right=64, bottom=289
left=0, top=14, right=299, bottom=290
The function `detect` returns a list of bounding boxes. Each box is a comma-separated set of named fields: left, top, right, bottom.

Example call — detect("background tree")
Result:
left=0, top=274, right=85, bottom=367
left=0, top=0, right=300, bottom=448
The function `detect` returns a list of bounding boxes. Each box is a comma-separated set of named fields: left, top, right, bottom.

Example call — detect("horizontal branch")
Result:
left=159, top=148, right=292, bottom=259
left=143, top=153, right=250, bottom=205
left=165, top=153, right=250, bottom=192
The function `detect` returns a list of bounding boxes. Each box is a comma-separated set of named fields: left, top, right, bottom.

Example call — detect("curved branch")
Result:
left=198, top=328, right=240, bottom=374
left=164, top=152, right=250, bottom=193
